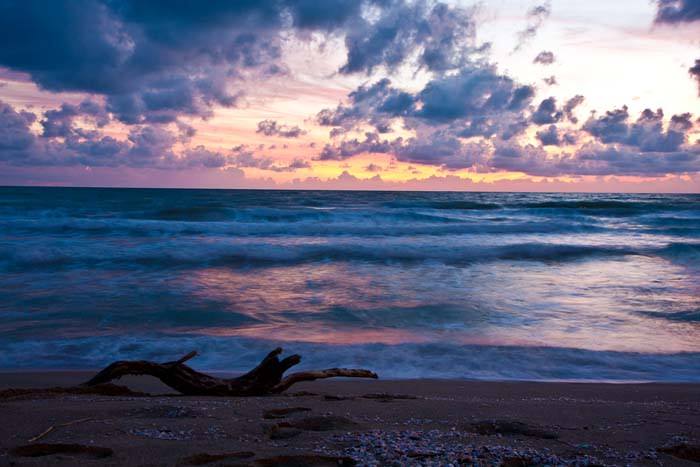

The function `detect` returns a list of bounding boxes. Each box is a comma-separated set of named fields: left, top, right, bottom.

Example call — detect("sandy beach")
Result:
left=1, top=0, right=700, bottom=462
left=1, top=372, right=698, bottom=466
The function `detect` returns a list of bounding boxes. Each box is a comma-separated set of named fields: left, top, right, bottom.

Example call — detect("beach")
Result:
left=1, top=0, right=699, bottom=463
left=1, top=372, right=699, bottom=466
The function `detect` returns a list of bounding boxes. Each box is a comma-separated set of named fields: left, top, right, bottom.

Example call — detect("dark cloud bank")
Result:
left=0, top=0, right=698, bottom=180
left=655, top=0, right=700, bottom=24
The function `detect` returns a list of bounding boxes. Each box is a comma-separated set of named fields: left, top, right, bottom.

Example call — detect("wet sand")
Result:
left=0, top=372, right=699, bottom=466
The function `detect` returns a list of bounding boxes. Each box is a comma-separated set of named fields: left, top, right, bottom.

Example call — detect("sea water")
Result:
left=0, top=187, right=698, bottom=381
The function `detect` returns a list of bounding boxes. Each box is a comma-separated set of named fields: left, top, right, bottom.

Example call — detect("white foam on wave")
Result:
left=1, top=335, right=698, bottom=382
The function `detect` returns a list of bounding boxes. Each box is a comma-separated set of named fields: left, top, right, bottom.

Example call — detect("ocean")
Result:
left=0, top=187, right=698, bottom=381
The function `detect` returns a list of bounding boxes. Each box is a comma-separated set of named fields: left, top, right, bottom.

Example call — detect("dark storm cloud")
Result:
left=314, top=17, right=699, bottom=178
left=0, top=0, right=489, bottom=126
left=654, top=0, right=700, bottom=24
left=626, top=108, right=687, bottom=152
left=393, top=133, right=489, bottom=169
left=416, top=68, right=534, bottom=122
left=0, top=99, right=123, bottom=167
left=536, top=125, right=559, bottom=145
left=0, top=101, right=36, bottom=154
left=488, top=104, right=700, bottom=177
left=317, top=78, right=416, bottom=133
left=317, top=62, right=536, bottom=158
left=492, top=139, right=700, bottom=177
left=571, top=145, right=700, bottom=176
left=583, top=107, right=691, bottom=152
left=0, top=1, right=286, bottom=123
left=533, top=51, right=555, bottom=65
left=41, top=100, right=109, bottom=138
left=327, top=68, right=532, bottom=137
left=2, top=0, right=699, bottom=180
left=536, top=125, right=577, bottom=146
left=531, top=97, right=563, bottom=125
left=0, top=0, right=400, bottom=125
left=340, top=1, right=481, bottom=75
left=318, top=125, right=493, bottom=170
left=0, top=99, right=241, bottom=169
left=0, top=0, right=502, bottom=173
left=582, top=106, right=630, bottom=143
left=256, top=120, right=305, bottom=138
left=318, top=132, right=396, bottom=161
left=0, top=99, right=317, bottom=172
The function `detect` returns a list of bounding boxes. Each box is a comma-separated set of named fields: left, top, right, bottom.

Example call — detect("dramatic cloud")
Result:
left=690, top=59, right=700, bottom=95
left=256, top=120, right=305, bottom=138
left=492, top=140, right=700, bottom=177
left=319, top=132, right=395, bottom=161
left=654, top=0, right=700, bottom=24
left=514, top=2, right=551, bottom=52
left=0, top=0, right=406, bottom=125
left=533, top=51, right=555, bottom=65
left=41, top=100, right=109, bottom=138
left=0, top=97, right=321, bottom=173
left=0, top=100, right=36, bottom=154
left=340, top=1, right=481, bottom=75
left=318, top=78, right=416, bottom=134
left=583, top=107, right=691, bottom=152
left=393, top=133, right=490, bottom=169
left=231, top=145, right=310, bottom=172
left=319, top=63, right=535, bottom=138
left=527, top=95, right=583, bottom=125
left=0, top=1, right=280, bottom=123
left=0, top=0, right=699, bottom=186
left=0, top=101, right=184, bottom=168
left=536, top=125, right=576, bottom=146
left=181, top=146, right=228, bottom=169
left=652, top=2, right=700, bottom=98
left=417, top=68, right=533, bottom=122
left=316, top=33, right=698, bottom=177
left=531, top=97, right=563, bottom=125
left=563, top=95, right=585, bottom=124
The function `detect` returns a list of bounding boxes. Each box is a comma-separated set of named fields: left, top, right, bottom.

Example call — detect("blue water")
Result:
left=0, top=187, right=698, bottom=381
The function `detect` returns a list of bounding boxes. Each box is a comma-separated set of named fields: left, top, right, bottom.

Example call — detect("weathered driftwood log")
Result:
left=82, top=348, right=377, bottom=396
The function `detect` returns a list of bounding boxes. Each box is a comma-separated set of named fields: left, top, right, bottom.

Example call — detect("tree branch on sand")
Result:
left=82, top=348, right=378, bottom=396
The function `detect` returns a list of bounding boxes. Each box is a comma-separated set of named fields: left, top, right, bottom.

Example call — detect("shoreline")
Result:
left=2, top=369, right=699, bottom=385
left=1, top=372, right=698, bottom=465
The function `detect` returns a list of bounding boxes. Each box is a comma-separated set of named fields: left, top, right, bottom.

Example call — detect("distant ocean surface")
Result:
left=0, top=187, right=698, bottom=381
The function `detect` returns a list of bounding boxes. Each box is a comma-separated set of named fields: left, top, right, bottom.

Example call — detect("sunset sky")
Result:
left=1, top=0, right=699, bottom=191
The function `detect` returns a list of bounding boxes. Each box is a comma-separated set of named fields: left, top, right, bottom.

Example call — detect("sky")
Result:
left=0, top=0, right=699, bottom=191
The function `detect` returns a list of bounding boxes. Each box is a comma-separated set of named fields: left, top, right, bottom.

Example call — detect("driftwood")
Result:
left=83, top=348, right=377, bottom=396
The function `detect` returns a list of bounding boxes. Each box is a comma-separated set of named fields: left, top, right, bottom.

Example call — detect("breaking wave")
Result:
left=1, top=335, right=698, bottom=382
left=0, top=239, right=666, bottom=271
left=1, top=188, right=698, bottom=380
